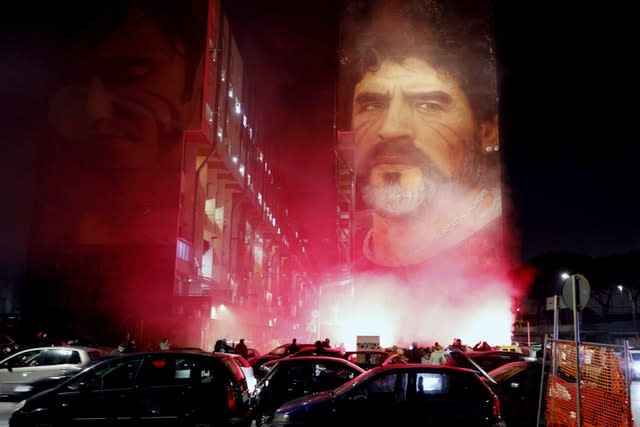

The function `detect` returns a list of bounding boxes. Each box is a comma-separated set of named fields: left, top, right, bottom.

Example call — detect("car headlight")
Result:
left=13, top=399, right=26, bottom=413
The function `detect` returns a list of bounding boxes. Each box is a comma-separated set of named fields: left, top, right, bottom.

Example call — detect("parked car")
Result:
left=250, top=343, right=314, bottom=373
left=271, top=364, right=507, bottom=427
left=485, top=360, right=546, bottom=427
left=0, top=346, right=105, bottom=401
left=464, top=350, right=536, bottom=373
left=251, top=356, right=364, bottom=427
left=0, top=354, right=118, bottom=402
left=215, top=351, right=258, bottom=394
left=9, top=351, right=253, bottom=427
left=343, top=350, right=390, bottom=370
left=288, top=346, right=345, bottom=359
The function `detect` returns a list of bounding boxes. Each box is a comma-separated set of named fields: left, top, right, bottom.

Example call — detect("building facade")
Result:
left=22, top=0, right=314, bottom=351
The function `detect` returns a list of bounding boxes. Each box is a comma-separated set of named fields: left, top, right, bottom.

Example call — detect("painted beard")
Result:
left=359, top=140, right=457, bottom=219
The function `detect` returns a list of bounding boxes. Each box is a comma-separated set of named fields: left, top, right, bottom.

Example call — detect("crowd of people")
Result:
left=104, top=332, right=502, bottom=365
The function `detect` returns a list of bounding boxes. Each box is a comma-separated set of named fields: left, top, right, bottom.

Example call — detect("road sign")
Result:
left=561, top=274, right=591, bottom=311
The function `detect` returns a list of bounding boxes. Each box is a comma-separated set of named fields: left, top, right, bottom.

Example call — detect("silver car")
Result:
left=0, top=346, right=104, bottom=399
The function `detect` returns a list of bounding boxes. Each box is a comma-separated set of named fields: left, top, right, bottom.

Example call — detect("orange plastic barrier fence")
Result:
left=544, top=342, right=634, bottom=427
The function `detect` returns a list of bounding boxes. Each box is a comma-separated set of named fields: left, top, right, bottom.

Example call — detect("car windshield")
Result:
left=487, top=361, right=528, bottom=383
left=333, top=367, right=378, bottom=395
left=446, top=349, right=495, bottom=383
left=631, top=352, right=640, bottom=361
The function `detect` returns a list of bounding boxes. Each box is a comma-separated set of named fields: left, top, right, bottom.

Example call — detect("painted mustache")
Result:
left=359, top=140, right=434, bottom=176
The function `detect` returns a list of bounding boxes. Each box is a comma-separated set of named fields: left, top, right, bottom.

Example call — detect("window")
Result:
left=41, top=349, right=78, bottom=365
left=4, top=350, right=41, bottom=368
left=138, top=357, right=179, bottom=387
left=67, top=357, right=142, bottom=391
left=311, top=362, right=357, bottom=390
left=362, top=372, right=407, bottom=402
left=416, top=373, right=446, bottom=395
left=367, top=373, right=397, bottom=394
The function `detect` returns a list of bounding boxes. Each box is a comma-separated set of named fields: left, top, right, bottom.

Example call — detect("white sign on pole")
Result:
left=356, top=336, right=380, bottom=350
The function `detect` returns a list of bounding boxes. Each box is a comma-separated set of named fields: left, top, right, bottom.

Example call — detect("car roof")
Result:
left=486, top=359, right=543, bottom=383
left=332, top=363, right=482, bottom=392
left=269, top=355, right=365, bottom=370
left=370, top=362, right=478, bottom=373
left=468, top=350, right=529, bottom=357
left=2, top=345, right=100, bottom=357
left=291, top=347, right=345, bottom=355
left=0, top=346, right=105, bottom=364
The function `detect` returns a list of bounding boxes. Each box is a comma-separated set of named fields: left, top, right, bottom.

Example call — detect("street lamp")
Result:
left=617, top=285, right=637, bottom=337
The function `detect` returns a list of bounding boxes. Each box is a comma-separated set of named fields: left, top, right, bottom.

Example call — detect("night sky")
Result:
left=1, top=1, right=638, bottom=283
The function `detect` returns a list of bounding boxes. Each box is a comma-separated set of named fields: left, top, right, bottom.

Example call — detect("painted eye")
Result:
left=417, top=102, right=444, bottom=112
left=362, top=102, right=385, bottom=112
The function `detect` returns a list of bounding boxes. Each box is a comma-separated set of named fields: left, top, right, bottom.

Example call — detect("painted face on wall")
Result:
left=352, top=58, right=479, bottom=219
left=80, top=8, right=195, bottom=169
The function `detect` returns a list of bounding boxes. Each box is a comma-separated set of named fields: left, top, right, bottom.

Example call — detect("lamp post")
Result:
left=617, top=285, right=637, bottom=337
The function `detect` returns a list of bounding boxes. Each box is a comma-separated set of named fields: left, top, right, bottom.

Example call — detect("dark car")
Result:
left=10, top=351, right=253, bottom=427
left=288, top=347, right=345, bottom=359
left=465, top=350, right=535, bottom=373
left=250, top=343, right=314, bottom=374
left=485, top=360, right=546, bottom=427
left=251, top=356, right=364, bottom=427
left=343, top=350, right=390, bottom=370
left=271, top=364, right=507, bottom=427
left=445, top=348, right=531, bottom=380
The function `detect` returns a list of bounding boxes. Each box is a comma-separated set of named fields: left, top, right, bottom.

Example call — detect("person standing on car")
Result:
left=429, top=342, right=446, bottom=365
left=159, top=338, right=170, bottom=351
left=234, top=338, right=249, bottom=359
left=287, top=338, right=300, bottom=355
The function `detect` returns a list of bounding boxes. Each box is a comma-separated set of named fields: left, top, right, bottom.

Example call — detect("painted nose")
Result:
left=87, top=76, right=112, bottom=123
left=377, top=98, right=414, bottom=142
